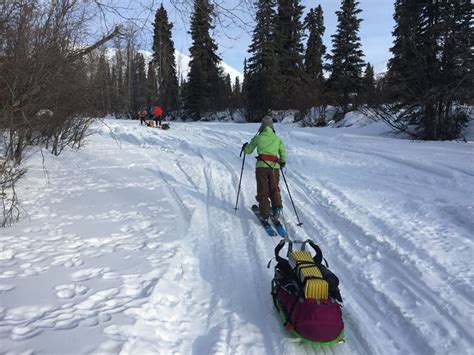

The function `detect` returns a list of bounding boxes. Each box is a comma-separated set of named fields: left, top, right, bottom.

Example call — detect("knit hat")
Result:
left=260, top=116, right=274, bottom=130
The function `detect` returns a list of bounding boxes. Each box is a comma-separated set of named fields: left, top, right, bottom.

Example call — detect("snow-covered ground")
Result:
left=1, top=119, right=473, bottom=354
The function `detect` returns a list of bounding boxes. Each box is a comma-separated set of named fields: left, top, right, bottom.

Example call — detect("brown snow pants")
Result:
left=256, top=167, right=282, bottom=218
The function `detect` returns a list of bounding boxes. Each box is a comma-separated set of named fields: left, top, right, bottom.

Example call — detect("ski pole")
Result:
left=280, top=167, right=303, bottom=227
left=234, top=147, right=246, bottom=211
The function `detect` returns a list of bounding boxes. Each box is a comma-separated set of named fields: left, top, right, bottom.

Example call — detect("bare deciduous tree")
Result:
left=0, top=0, right=122, bottom=226
left=0, top=0, right=256, bottom=226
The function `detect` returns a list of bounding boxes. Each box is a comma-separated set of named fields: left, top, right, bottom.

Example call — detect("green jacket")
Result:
left=244, top=127, right=287, bottom=169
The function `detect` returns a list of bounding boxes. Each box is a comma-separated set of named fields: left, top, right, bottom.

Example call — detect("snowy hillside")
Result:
left=140, top=49, right=243, bottom=83
left=105, top=48, right=243, bottom=84
left=0, top=120, right=473, bottom=354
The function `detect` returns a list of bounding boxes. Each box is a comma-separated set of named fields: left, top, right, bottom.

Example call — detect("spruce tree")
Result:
left=387, top=0, right=421, bottom=100
left=131, top=52, right=147, bottom=113
left=110, top=63, right=119, bottom=114
left=233, top=77, right=243, bottom=109
left=241, top=58, right=249, bottom=109
left=123, top=47, right=133, bottom=113
left=94, top=53, right=111, bottom=115
left=246, top=0, right=280, bottom=120
left=114, top=49, right=125, bottom=114
left=223, top=74, right=233, bottom=109
left=388, top=0, right=473, bottom=140
left=362, top=63, right=376, bottom=106
left=274, top=0, right=306, bottom=110
left=443, top=0, right=473, bottom=106
left=152, top=4, right=179, bottom=112
left=184, top=0, right=223, bottom=120
left=326, top=0, right=365, bottom=113
left=304, top=5, right=326, bottom=107
left=147, top=61, right=157, bottom=107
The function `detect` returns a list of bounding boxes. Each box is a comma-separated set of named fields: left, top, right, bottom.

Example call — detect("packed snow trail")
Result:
left=0, top=119, right=472, bottom=354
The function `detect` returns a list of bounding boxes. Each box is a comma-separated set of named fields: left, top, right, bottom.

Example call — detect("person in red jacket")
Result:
left=153, top=105, right=164, bottom=127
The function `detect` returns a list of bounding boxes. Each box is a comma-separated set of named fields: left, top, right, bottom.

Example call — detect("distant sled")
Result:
left=270, top=238, right=345, bottom=345
left=145, top=121, right=170, bottom=130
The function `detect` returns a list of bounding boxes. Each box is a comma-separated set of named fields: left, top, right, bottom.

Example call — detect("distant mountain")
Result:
left=139, top=50, right=243, bottom=84
left=374, top=60, right=388, bottom=78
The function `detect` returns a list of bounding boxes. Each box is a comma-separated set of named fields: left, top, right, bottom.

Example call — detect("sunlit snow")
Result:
left=1, top=118, right=472, bottom=354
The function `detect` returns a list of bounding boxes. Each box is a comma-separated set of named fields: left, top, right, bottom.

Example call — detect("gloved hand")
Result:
left=280, top=161, right=286, bottom=168
left=241, top=142, right=248, bottom=151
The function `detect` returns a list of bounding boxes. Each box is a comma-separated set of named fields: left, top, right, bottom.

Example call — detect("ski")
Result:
left=272, top=219, right=286, bottom=237
left=251, top=205, right=277, bottom=237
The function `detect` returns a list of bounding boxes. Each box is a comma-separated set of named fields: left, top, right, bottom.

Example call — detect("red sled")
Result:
left=270, top=239, right=345, bottom=345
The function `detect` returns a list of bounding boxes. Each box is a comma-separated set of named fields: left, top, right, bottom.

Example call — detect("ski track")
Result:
left=284, top=176, right=438, bottom=354
left=172, top=125, right=367, bottom=355
left=281, top=130, right=473, bottom=354
left=1, top=120, right=472, bottom=354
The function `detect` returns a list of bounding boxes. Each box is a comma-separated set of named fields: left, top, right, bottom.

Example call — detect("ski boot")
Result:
left=272, top=207, right=282, bottom=221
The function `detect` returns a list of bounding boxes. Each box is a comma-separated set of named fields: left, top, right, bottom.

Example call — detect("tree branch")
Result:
left=67, top=25, right=122, bottom=62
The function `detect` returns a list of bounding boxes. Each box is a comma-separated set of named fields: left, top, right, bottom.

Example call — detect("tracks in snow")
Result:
left=131, top=124, right=370, bottom=355
left=101, top=122, right=474, bottom=354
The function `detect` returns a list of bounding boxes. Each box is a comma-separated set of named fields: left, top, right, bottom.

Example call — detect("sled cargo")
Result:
left=270, top=239, right=345, bottom=344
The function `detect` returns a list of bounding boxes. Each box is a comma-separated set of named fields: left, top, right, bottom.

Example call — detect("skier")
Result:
left=140, top=109, right=148, bottom=125
left=242, top=116, right=287, bottom=225
left=153, top=105, right=164, bottom=127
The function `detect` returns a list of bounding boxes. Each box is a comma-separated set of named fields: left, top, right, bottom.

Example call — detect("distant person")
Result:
left=140, top=109, right=147, bottom=125
left=241, top=116, right=287, bottom=225
left=154, top=105, right=164, bottom=127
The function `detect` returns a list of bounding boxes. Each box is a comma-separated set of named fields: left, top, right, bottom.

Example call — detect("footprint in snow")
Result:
left=21, top=227, right=44, bottom=234
left=55, top=284, right=89, bottom=299
left=71, top=267, right=110, bottom=282
left=52, top=255, right=84, bottom=268
left=0, top=283, right=15, bottom=292
left=0, top=270, right=18, bottom=279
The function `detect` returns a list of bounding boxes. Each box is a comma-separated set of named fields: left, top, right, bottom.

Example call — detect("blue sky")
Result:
left=118, top=0, right=395, bottom=74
